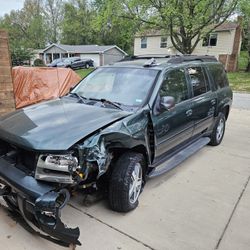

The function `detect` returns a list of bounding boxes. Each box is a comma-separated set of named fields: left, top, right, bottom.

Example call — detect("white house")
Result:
left=134, top=22, right=242, bottom=72
left=38, top=44, right=127, bottom=67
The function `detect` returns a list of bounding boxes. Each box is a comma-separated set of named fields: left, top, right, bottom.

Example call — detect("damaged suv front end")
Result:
left=0, top=66, right=158, bottom=246
left=0, top=139, right=81, bottom=246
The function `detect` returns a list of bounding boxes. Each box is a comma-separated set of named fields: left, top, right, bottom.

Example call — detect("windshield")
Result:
left=72, top=67, right=158, bottom=106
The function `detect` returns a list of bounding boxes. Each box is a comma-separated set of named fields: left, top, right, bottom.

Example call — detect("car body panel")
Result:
left=0, top=56, right=233, bottom=246
left=0, top=97, right=131, bottom=151
left=47, top=58, right=64, bottom=67
left=0, top=158, right=80, bottom=245
left=152, top=98, right=194, bottom=158
left=57, top=57, right=94, bottom=70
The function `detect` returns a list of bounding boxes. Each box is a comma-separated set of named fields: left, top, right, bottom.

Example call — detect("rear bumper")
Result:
left=0, top=158, right=81, bottom=246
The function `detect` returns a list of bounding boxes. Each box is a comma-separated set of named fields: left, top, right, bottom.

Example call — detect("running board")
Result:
left=148, top=137, right=210, bottom=178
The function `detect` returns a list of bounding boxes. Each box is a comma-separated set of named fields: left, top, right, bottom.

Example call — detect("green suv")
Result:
left=0, top=55, right=232, bottom=246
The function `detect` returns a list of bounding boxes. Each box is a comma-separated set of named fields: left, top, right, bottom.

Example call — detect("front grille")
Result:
left=0, top=139, right=37, bottom=173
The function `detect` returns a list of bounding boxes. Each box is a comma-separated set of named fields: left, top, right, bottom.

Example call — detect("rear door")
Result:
left=152, top=67, right=194, bottom=159
left=186, top=65, right=217, bottom=136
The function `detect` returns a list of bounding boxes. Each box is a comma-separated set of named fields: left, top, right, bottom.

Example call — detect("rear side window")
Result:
left=187, top=66, right=210, bottom=97
left=207, top=64, right=229, bottom=89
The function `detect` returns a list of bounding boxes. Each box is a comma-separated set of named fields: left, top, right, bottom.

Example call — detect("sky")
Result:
left=0, top=0, right=25, bottom=17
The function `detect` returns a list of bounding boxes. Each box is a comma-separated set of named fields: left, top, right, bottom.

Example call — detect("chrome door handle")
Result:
left=186, top=109, right=193, bottom=117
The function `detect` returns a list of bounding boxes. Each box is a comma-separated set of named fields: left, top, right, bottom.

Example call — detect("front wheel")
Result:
left=109, top=152, right=146, bottom=212
left=85, top=63, right=89, bottom=69
left=209, top=112, right=226, bottom=146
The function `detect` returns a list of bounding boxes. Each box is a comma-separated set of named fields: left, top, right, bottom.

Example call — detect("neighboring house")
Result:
left=37, top=44, right=127, bottom=67
left=134, top=21, right=242, bottom=72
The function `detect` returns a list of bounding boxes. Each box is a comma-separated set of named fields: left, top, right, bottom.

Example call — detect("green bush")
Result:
left=238, top=51, right=249, bottom=71
left=33, top=58, right=45, bottom=67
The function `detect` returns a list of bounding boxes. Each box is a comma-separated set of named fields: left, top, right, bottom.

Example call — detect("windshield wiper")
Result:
left=70, top=92, right=87, bottom=103
left=89, top=98, right=123, bottom=110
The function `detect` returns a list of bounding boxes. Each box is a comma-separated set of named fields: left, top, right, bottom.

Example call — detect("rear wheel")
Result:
left=85, top=63, right=89, bottom=69
left=109, top=152, right=146, bottom=212
left=209, top=112, right=226, bottom=146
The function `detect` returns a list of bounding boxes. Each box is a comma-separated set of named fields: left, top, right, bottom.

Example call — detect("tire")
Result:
left=209, top=112, right=226, bottom=146
left=109, top=152, right=146, bottom=212
left=85, top=63, right=89, bottom=69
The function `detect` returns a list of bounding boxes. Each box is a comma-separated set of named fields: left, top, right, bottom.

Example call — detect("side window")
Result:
left=160, top=68, right=189, bottom=104
left=187, top=66, right=209, bottom=97
left=207, top=64, right=229, bottom=89
left=202, top=33, right=218, bottom=47
left=141, top=37, right=147, bottom=48
left=160, top=37, right=168, bottom=48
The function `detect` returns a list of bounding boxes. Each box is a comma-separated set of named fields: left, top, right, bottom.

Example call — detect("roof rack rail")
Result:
left=120, top=54, right=173, bottom=61
left=119, top=54, right=218, bottom=64
left=168, top=55, right=217, bottom=63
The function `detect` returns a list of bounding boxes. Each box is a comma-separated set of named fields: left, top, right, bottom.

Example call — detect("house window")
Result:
left=202, top=33, right=218, bottom=47
left=141, top=37, right=147, bottom=48
left=160, top=36, right=168, bottom=48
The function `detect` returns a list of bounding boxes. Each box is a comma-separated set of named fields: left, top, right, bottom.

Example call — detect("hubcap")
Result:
left=129, top=163, right=142, bottom=204
left=216, top=118, right=224, bottom=142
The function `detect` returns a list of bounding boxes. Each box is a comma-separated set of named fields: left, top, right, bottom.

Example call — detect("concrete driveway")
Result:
left=0, top=93, right=250, bottom=250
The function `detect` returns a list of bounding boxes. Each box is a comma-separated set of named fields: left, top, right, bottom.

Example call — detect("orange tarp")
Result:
left=12, top=66, right=81, bottom=109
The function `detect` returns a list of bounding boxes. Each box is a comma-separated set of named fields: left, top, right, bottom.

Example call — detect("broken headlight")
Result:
left=35, top=154, right=79, bottom=184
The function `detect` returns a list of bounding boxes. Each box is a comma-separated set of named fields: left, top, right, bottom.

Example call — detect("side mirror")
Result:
left=160, top=96, right=175, bottom=110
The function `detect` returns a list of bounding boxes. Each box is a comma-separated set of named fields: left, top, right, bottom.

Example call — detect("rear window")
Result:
left=207, top=64, right=229, bottom=89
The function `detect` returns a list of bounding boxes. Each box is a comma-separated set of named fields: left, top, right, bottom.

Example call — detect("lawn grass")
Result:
left=228, top=72, right=250, bottom=92
left=75, top=68, right=94, bottom=79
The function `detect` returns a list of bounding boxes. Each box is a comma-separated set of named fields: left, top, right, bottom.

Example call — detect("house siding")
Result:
left=134, top=27, right=241, bottom=72
left=193, top=30, right=236, bottom=58
left=134, top=31, right=236, bottom=58
left=103, top=48, right=125, bottom=65
left=134, top=36, right=175, bottom=55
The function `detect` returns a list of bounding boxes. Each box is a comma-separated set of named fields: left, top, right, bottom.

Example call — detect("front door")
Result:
left=151, top=68, right=194, bottom=160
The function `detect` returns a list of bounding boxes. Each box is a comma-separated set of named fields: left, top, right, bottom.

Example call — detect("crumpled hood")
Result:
left=0, top=97, right=131, bottom=151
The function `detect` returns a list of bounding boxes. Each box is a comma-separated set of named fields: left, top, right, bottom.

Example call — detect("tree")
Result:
left=0, top=0, right=46, bottom=64
left=61, top=0, right=98, bottom=45
left=239, top=0, right=250, bottom=71
left=93, top=0, right=141, bottom=54
left=15, top=0, right=47, bottom=49
left=119, top=0, right=238, bottom=54
left=43, top=0, right=64, bottom=43
left=0, top=0, right=46, bottom=49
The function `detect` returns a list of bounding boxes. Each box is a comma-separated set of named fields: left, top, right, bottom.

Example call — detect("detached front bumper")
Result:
left=0, top=158, right=81, bottom=246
